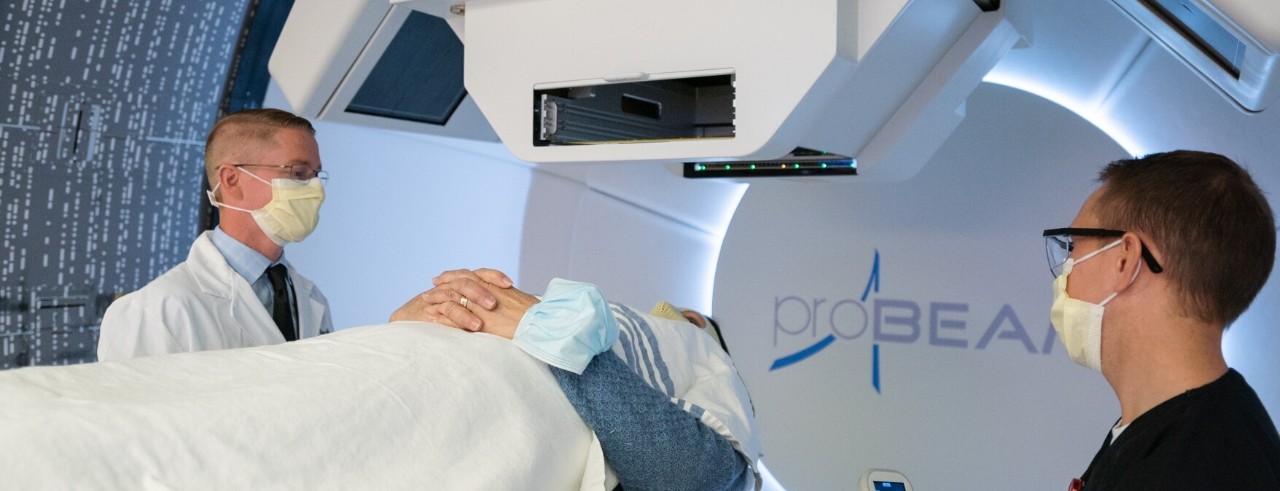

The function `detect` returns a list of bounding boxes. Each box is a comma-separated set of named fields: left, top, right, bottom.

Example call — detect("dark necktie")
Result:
left=265, top=264, right=297, bottom=342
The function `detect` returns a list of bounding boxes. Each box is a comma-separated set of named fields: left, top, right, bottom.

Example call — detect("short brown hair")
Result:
left=1093, top=150, right=1275, bottom=326
left=204, top=108, right=315, bottom=193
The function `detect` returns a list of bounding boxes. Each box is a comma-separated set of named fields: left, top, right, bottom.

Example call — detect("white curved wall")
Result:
left=285, top=120, right=532, bottom=329
left=714, top=83, right=1134, bottom=489
left=284, top=100, right=751, bottom=329
left=517, top=163, right=747, bottom=313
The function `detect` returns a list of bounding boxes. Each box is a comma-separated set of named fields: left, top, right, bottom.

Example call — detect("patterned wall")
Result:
left=0, top=0, right=248, bottom=368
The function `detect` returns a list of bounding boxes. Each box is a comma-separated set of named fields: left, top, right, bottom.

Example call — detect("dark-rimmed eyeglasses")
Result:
left=1042, top=227, right=1164, bottom=278
left=235, top=163, right=328, bottom=183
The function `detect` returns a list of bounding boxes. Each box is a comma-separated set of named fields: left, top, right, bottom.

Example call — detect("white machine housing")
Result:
left=272, top=0, right=1024, bottom=181
left=270, top=0, right=498, bottom=141
left=1111, top=0, right=1280, bottom=112
left=458, top=0, right=1019, bottom=180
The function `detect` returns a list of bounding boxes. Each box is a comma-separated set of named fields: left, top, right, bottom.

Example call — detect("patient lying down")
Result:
left=0, top=271, right=760, bottom=491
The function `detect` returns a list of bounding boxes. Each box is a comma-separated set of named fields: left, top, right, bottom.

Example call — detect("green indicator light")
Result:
left=821, top=163, right=828, bottom=168
left=724, top=164, right=731, bottom=170
left=750, top=164, right=756, bottom=170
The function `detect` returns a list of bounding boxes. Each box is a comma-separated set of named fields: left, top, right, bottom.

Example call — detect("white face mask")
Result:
left=208, top=167, right=325, bottom=245
left=1050, top=239, right=1134, bottom=372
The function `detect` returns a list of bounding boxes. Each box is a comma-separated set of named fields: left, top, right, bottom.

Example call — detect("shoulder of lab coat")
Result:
left=97, top=232, right=332, bottom=361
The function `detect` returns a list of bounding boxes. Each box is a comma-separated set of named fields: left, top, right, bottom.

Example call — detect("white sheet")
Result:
left=0, top=306, right=763, bottom=490
left=0, top=323, right=603, bottom=490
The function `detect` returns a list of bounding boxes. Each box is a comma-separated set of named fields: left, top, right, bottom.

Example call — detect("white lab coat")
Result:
left=97, top=231, right=333, bottom=361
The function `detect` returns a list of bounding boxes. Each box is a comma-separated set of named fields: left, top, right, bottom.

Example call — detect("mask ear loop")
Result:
left=1062, top=238, right=1122, bottom=277
left=208, top=167, right=272, bottom=213
left=1077, top=238, right=1123, bottom=263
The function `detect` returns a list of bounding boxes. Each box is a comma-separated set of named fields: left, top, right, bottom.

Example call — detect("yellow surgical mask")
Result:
left=1049, top=239, right=1137, bottom=372
left=208, top=167, right=325, bottom=245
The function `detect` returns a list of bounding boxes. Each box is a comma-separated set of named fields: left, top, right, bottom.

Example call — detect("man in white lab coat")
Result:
left=98, top=109, right=333, bottom=361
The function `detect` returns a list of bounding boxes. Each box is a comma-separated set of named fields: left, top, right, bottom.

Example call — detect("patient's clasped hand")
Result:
left=0, top=269, right=761, bottom=490
left=395, top=271, right=620, bottom=374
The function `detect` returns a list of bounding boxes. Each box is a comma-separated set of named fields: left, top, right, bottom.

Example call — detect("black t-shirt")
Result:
left=1080, top=369, right=1280, bottom=490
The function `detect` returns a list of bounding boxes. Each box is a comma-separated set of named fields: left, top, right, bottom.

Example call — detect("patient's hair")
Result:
left=1093, top=150, right=1275, bottom=326
left=204, top=108, right=315, bottom=197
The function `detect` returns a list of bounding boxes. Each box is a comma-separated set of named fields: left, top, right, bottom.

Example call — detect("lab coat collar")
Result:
left=186, top=231, right=328, bottom=342
left=195, top=231, right=329, bottom=341
left=186, top=232, right=284, bottom=345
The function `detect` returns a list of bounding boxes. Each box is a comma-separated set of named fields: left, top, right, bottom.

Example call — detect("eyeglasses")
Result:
left=1042, top=227, right=1164, bottom=278
left=235, top=163, right=329, bottom=183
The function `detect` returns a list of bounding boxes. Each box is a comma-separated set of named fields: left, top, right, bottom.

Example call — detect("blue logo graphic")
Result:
left=769, top=250, right=1057, bottom=394
left=770, top=250, right=882, bottom=390
left=770, top=250, right=880, bottom=372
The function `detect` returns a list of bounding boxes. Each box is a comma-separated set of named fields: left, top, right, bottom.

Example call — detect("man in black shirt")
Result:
left=1042, top=150, right=1280, bottom=490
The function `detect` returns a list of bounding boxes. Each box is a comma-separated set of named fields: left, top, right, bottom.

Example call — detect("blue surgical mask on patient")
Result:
left=513, top=278, right=618, bottom=374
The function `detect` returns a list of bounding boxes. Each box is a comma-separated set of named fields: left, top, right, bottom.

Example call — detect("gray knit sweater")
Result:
left=553, top=350, right=750, bottom=491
